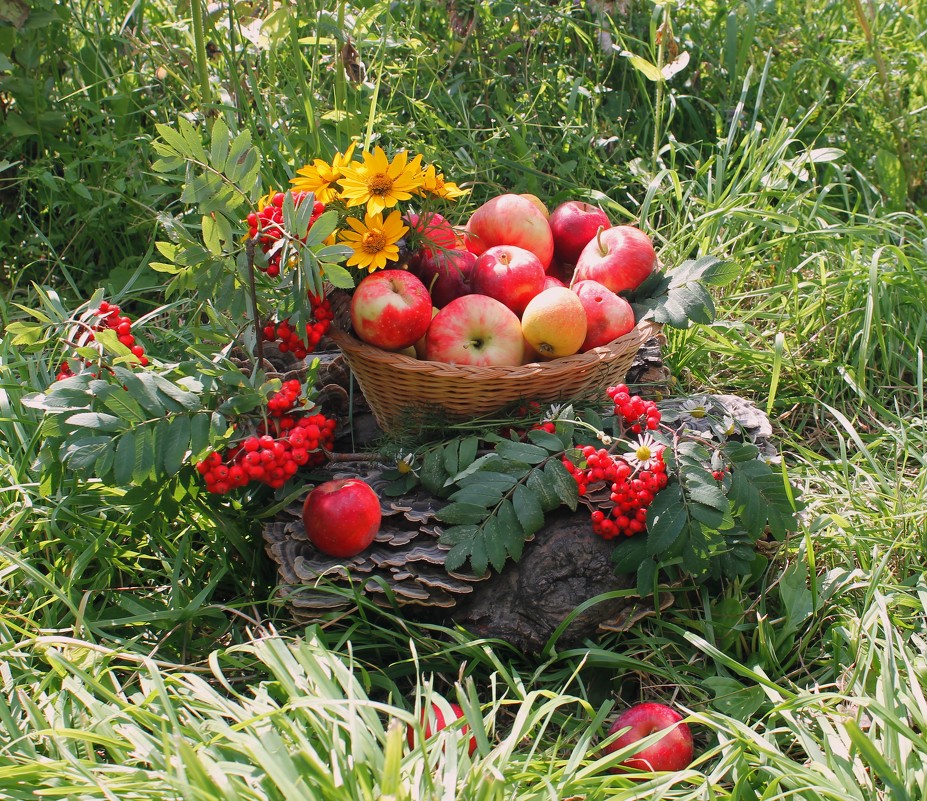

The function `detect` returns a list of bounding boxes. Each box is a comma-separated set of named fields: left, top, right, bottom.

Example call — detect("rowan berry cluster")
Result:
left=56, top=300, right=148, bottom=381
left=561, top=386, right=670, bottom=540
left=246, top=191, right=325, bottom=277
left=607, top=383, right=660, bottom=433
left=261, top=293, right=334, bottom=359
left=196, top=382, right=337, bottom=494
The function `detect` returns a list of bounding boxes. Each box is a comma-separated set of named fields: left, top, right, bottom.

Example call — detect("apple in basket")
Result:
left=464, top=193, right=555, bottom=268
left=548, top=200, right=611, bottom=266
left=572, top=279, right=636, bottom=351
left=424, top=294, right=525, bottom=367
left=350, top=269, right=434, bottom=351
left=408, top=246, right=478, bottom=309
left=521, top=286, right=587, bottom=360
left=405, top=211, right=462, bottom=257
left=572, top=225, right=657, bottom=294
left=470, top=244, right=547, bottom=317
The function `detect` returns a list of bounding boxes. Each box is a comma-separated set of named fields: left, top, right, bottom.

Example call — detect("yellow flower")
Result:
left=419, top=163, right=469, bottom=200
left=339, top=209, right=408, bottom=273
left=338, top=146, right=425, bottom=215
left=290, top=142, right=356, bottom=203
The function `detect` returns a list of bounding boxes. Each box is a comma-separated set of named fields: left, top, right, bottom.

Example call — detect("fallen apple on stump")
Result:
left=603, top=702, right=694, bottom=773
left=302, top=478, right=382, bottom=558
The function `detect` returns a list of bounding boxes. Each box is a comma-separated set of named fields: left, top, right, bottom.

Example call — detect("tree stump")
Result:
left=261, top=336, right=777, bottom=654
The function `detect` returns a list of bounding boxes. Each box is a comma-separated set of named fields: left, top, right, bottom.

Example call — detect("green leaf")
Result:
left=447, top=453, right=503, bottom=485
left=645, top=483, right=687, bottom=556
left=151, top=375, right=201, bottom=411
left=61, top=436, right=113, bottom=471
left=435, top=502, right=489, bottom=525
left=513, top=484, right=545, bottom=536
left=224, top=129, right=256, bottom=183
left=65, top=412, right=123, bottom=433
left=494, top=440, right=549, bottom=465
left=526, top=428, right=567, bottom=452
left=698, top=258, right=739, bottom=286
left=132, top=428, right=156, bottom=484
left=456, top=470, right=519, bottom=490
left=483, top=516, right=508, bottom=573
left=155, top=123, right=192, bottom=157
left=304, top=209, right=340, bottom=245
left=468, top=537, right=489, bottom=577
left=612, top=535, right=650, bottom=575
left=636, top=556, right=658, bottom=596
left=161, top=415, right=191, bottom=476
left=5, top=321, right=46, bottom=347
left=457, top=436, right=480, bottom=472
left=449, top=483, right=504, bottom=506
left=686, top=474, right=729, bottom=511
left=442, top=440, right=460, bottom=476
left=114, top=431, right=136, bottom=485
left=209, top=118, right=231, bottom=169
left=689, top=501, right=728, bottom=528
left=420, top=447, right=450, bottom=496
left=323, top=262, right=356, bottom=289
left=443, top=542, right=473, bottom=574
left=543, top=458, right=578, bottom=511
left=114, top=369, right=167, bottom=416
left=526, top=468, right=562, bottom=512
left=438, top=524, right=479, bottom=547
left=622, top=51, right=663, bottom=82
left=97, top=384, right=148, bottom=422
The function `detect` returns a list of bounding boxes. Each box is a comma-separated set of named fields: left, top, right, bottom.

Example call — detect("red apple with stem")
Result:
left=405, top=211, right=461, bottom=257
left=424, top=294, right=525, bottom=366
left=302, top=478, right=382, bottom=558
left=521, top=286, right=587, bottom=359
left=549, top=200, right=611, bottom=266
left=464, top=193, right=554, bottom=268
left=603, top=702, right=694, bottom=773
left=407, top=699, right=477, bottom=755
left=408, top=247, right=477, bottom=308
left=470, top=244, right=546, bottom=317
left=350, top=269, right=434, bottom=351
left=572, top=225, right=657, bottom=295
left=572, top=279, right=636, bottom=351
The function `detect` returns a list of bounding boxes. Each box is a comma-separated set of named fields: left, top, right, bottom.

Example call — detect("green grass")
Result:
left=2, top=0, right=927, bottom=798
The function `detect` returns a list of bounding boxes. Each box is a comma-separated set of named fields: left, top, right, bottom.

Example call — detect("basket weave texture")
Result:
left=328, top=290, right=660, bottom=430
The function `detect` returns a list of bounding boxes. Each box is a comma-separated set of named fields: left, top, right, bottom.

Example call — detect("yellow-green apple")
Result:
left=520, top=286, right=588, bottom=359
left=350, top=269, right=434, bottom=351
left=302, top=478, right=382, bottom=558
left=407, top=699, right=477, bottom=756
left=408, top=247, right=477, bottom=308
left=424, top=294, right=525, bottom=366
left=405, top=211, right=461, bottom=257
left=470, top=244, right=546, bottom=317
left=464, top=193, right=554, bottom=268
left=604, top=702, right=694, bottom=773
left=572, top=279, right=636, bottom=351
left=549, top=201, right=611, bottom=266
left=572, top=225, right=657, bottom=294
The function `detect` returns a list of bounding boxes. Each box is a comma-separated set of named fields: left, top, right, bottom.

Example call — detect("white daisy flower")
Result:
left=624, top=433, right=662, bottom=471
left=679, top=396, right=712, bottom=421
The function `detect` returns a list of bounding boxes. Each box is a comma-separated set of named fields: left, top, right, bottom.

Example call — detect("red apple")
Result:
left=413, top=307, right=440, bottom=358
left=350, top=269, right=434, bottom=351
left=409, top=247, right=477, bottom=308
left=572, top=279, right=636, bottom=351
left=407, top=700, right=477, bottom=755
left=572, top=225, right=657, bottom=294
left=521, top=286, right=587, bottom=359
left=549, top=200, right=611, bottom=266
left=405, top=211, right=461, bottom=257
left=425, top=294, right=525, bottom=366
left=464, top=193, right=554, bottom=268
left=302, top=478, right=382, bottom=558
left=470, top=245, right=546, bottom=317
left=542, top=274, right=566, bottom=290
left=520, top=193, right=549, bottom=219
left=604, top=702, right=694, bottom=773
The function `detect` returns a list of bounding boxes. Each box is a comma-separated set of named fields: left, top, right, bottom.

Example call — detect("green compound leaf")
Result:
left=645, top=482, right=687, bottom=556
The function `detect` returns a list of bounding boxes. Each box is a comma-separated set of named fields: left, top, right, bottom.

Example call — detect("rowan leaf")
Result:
left=526, top=468, right=562, bottom=512
left=645, top=482, right=687, bottom=556
left=483, top=516, right=508, bottom=573
left=513, top=484, right=545, bottom=536
left=435, top=502, right=490, bottom=525
left=494, top=440, right=549, bottom=465
left=543, top=458, right=578, bottom=511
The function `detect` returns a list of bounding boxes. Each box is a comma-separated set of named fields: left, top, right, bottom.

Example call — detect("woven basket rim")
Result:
left=328, top=316, right=661, bottom=379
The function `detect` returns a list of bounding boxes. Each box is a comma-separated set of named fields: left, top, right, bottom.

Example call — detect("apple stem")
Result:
left=595, top=225, right=607, bottom=257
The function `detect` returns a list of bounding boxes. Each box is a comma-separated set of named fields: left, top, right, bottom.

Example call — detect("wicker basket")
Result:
left=328, top=290, right=660, bottom=431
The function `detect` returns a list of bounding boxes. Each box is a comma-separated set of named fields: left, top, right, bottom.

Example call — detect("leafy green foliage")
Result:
left=629, top=256, right=738, bottom=328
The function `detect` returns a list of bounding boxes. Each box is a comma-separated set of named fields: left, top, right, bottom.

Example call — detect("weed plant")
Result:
left=1, top=0, right=927, bottom=798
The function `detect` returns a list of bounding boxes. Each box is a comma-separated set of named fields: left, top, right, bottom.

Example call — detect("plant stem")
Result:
left=190, top=0, right=213, bottom=107
left=246, top=238, right=265, bottom=371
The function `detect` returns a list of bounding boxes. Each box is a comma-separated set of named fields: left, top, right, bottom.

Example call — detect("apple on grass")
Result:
left=603, top=702, right=694, bottom=773
left=302, top=478, right=382, bottom=558
left=521, top=286, right=587, bottom=359
left=572, top=279, right=635, bottom=351
left=407, top=699, right=477, bottom=756
left=470, top=244, right=547, bottom=317
left=424, top=294, right=525, bottom=367
left=572, top=225, right=657, bottom=295
left=464, top=193, right=554, bottom=269
left=350, top=269, right=434, bottom=351
left=548, top=200, right=611, bottom=266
